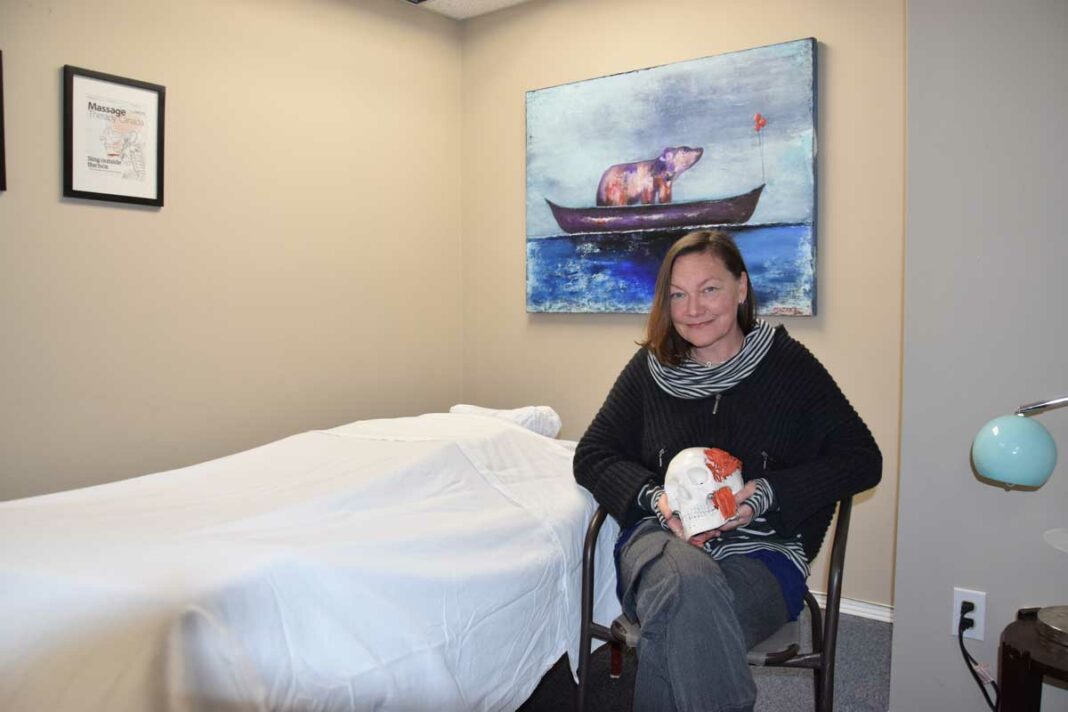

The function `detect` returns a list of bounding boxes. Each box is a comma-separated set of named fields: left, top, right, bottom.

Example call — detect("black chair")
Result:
left=577, top=497, right=853, bottom=712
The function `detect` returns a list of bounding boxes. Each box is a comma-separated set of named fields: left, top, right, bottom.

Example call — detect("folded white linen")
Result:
left=448, top=404, right=563, bottom=438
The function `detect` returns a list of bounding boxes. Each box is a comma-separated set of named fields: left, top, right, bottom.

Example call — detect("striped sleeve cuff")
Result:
left=637, top=483, right=673, bottom=530
left=744, top=478, right=776, bottom=518
left=637, top=482, right=662, bottom=513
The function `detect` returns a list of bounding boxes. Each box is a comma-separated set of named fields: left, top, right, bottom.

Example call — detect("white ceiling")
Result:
left=405, top=0, right=535, bottom=20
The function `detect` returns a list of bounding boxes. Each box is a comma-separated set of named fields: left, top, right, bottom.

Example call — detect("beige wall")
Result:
left=1, top=0, right=904, bottom=608
left=0, top=0, right=464, bottom=500
left=461, top=0, right=904, bottom=607
left=893, top=0, right=1068, bottom=709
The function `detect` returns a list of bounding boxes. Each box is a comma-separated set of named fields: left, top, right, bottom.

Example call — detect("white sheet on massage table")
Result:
left=0, top=413, right=621, bottom=712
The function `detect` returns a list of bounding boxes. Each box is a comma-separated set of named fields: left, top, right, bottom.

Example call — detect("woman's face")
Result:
left=668, top=250, right=748, bottom=363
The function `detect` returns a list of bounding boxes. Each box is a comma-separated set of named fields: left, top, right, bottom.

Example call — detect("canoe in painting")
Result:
left=545, top=185, right=765, bottom=234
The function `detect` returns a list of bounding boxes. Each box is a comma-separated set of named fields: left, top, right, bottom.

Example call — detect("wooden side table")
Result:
left=998, top=608, right=1068, bottom=711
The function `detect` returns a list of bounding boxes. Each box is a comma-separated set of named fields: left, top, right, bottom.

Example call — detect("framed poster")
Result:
left=1, top=51, right=6, bottom=191
left=63, top=65, right=165, bottom=206
left=526, top=38, right=817, bottom=315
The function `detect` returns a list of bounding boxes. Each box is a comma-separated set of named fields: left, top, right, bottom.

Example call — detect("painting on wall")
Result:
left=525, top=38, right=817, bottom=315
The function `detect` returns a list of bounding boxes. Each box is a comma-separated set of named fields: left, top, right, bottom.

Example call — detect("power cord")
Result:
left=958, top=600, right=999, bottom=711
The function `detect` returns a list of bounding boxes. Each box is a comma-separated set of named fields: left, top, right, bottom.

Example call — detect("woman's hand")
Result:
left=655, top=492, right=686, bottom=539
left=714, top=480, right=758, bottom=533
left=687, top=529, right=719, bottom=548
left=685, top=480, right=759, bottom=547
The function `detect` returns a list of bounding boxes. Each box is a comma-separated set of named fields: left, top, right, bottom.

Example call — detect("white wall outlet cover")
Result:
left=952, top=587, right=986, bottom=641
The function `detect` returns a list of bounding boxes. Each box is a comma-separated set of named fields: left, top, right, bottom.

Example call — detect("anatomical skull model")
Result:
left=663, top=447, right=744, bottom=539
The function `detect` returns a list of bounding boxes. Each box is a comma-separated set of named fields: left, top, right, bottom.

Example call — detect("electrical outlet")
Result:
left=952, top=587, right=986, bottom=641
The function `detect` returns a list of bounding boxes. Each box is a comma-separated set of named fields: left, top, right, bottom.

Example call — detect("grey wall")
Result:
left=893, top=1, right=1068, bottom=709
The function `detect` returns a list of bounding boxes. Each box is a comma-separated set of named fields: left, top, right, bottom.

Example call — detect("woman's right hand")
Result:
left=655, top=492, right=686, bottom=539
left=656, top=492, right=725, bottom=548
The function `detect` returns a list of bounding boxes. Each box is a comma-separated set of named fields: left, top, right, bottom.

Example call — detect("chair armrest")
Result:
left=824, top=497, right=852, bottom=631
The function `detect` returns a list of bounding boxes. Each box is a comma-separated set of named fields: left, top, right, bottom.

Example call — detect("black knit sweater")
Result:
left=574, top=327, right=882, bottom=562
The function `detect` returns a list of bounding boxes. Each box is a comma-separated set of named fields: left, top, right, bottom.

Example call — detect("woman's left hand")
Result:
left=686, top=480, right=758, bottom=547
left=717, top=480, right=758, bottom=532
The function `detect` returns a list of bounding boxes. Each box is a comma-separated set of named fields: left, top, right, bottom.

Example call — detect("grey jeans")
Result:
left=618, top=520, right=789, bottom=712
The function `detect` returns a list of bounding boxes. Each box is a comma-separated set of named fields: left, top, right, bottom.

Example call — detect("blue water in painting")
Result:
left=527, top=223, right=814, bottom=314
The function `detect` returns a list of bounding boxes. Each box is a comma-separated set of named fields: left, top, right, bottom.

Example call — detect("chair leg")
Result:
left=577, top=625, right=592, bottom=712
left=577, top=507, right=608, bottom=712
left=609, top=642, right=623, bottom=679
left=576, top=658, right=588, bottom=712
left=817, top=646, right=835, bottom=712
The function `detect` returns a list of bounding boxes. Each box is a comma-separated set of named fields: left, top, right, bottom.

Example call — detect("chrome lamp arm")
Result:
left=1016, top=396, right=1068, bottom=416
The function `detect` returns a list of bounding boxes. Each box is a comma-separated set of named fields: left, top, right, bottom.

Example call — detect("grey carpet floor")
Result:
left=519, top=612, right=892, bottom=712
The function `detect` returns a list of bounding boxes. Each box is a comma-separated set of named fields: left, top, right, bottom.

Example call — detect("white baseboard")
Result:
left=810, top=591, right=894, bottom=624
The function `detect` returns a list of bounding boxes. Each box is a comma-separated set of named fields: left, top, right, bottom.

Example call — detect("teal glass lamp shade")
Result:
left=972, top=414, right=1058, bottom=487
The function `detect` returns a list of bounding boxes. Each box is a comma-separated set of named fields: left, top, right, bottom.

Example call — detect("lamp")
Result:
left=971, top=395, right=1067, bottom=647
left=972, top=396, right=1062, bottom=487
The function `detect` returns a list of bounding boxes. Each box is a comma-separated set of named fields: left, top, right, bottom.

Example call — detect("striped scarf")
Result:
left=647, top=320, right=776, bottom=399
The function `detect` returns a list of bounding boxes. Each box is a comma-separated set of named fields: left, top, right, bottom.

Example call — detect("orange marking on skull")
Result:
left=712, top=486, right=737, bottom=519
left=703, top=448, right=742, bottom=483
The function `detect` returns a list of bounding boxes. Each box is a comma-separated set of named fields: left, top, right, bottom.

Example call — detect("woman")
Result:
left=574, top=230, right=881, bottom=712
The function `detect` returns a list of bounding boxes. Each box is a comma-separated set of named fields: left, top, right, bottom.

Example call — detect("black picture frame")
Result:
left=63, top=65, right=165, bottom=207
left=1, top=51, right=7, bottom=192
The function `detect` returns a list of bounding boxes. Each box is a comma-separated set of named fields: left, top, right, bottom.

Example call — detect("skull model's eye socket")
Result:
left=676, top=484, right=694, bottom=502
left=685, top=466, right=707, bottom=485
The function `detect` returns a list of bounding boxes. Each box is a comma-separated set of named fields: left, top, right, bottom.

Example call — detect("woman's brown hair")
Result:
left=640, top=230, right=757, bottom=365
